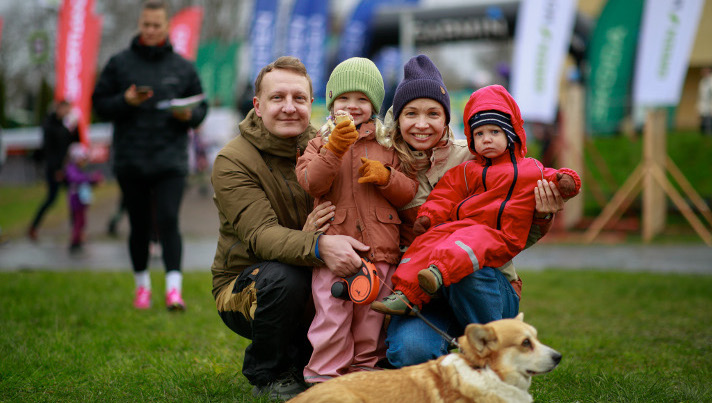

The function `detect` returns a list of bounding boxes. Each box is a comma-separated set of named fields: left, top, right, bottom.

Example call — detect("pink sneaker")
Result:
left=133, top=287, right=151, bottom=309
left=166, top=288, right=185, bottom=311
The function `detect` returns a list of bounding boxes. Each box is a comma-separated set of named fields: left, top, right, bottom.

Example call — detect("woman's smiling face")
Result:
left=398, top=98, right=447, bottom=151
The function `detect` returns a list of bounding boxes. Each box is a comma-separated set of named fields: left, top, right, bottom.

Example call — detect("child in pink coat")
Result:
left=296, top=57, right=417, bottom=383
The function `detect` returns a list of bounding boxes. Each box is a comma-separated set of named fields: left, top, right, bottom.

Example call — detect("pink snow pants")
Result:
left=303, top=261, right=396, bottom=383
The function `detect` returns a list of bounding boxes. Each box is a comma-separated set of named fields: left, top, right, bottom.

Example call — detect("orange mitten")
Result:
left=413, top=216, right=431, bottom=236
left=555, top=168, right=581, bottom=199
left=358, top=157, right=390, bottom=185
left=324, top=120, right=359, bottom=157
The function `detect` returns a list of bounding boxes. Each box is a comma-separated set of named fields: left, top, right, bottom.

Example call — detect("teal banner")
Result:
left=196, top=41, right=239, bottom=107
left=585, top=0, right=645, bottom=135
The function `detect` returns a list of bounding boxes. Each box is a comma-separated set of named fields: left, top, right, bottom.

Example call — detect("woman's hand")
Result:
left=172, top=107, right=193, bottom=121
left=303, top=201, right=335, bottom=232
left=413, top=216, right=431, bottom=236
left=534, top=179, right=565, bottom=218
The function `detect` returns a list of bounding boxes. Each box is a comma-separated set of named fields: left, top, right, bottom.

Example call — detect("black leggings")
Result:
left=117, top=173, right=185, bottom=273
left=31, top=169, right=62, bottom=229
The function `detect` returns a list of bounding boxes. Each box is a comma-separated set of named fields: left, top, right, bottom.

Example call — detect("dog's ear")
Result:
left=465, top=323, right=498, bottom=358
left=514, top=312, right=524, bottom=321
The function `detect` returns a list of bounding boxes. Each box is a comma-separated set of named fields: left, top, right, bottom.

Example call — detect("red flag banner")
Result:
left=0, top=17, right=4, bottom=49
left=78, top=14, right=102, bottom=146
left=170, top=6, right=203, bottom=61
left=54, top=0, right=102, bottom=144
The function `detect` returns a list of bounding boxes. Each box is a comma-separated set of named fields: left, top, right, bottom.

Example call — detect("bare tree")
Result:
left=0, top=0, right=252, bottom=125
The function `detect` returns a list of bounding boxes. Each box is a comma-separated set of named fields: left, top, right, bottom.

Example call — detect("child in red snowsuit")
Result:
left=372, top=84, right=581, bottom=315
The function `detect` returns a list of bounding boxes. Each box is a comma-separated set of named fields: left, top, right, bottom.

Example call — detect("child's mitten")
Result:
left=413, top=216, right=431, bottom=236
left=555, top=168, right=581, bottom=199
left=324, top=120, right=359, bottom=157
left=358, top=157, right=390, bottom=185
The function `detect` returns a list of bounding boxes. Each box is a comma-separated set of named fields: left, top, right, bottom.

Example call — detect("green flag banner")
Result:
left=196, top=41, right=239, bottom=107
left=585, top=0, right=645, bottom=135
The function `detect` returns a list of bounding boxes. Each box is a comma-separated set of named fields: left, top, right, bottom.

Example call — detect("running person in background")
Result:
left=28, top=100, right=79, bottom=241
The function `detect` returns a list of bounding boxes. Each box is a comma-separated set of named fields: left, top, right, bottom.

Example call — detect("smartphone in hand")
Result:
left=136, top=86, right=152, bottom=95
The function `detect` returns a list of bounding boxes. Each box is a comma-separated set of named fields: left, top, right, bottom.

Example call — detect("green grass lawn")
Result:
left=0, top=181, right=119, bottom=238
left=1, top=270, right=710, bottom=402
left=581, top=131, right=712, bottom=215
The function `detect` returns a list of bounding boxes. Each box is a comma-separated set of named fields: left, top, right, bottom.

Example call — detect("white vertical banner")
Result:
left=633, top=0, right=704, bottom=106
left=510, top=0, right=576, bottom=124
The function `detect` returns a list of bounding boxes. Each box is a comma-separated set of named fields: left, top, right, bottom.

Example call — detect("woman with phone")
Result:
left=92, top=0, right=208, bottom=311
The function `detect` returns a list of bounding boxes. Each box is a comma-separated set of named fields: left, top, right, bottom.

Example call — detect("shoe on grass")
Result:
left=166, top=288, right=185, bottom=312
left=107, top=218, right=119, bottom=237
left=370, top=291, right=416, bottom=316
left=418, top=265, right=443, bottom=295
left=251, top=370, right=307, bottom=400
left=133, top=286, right=151, bottom=310
left=27, top=227, right=38, bottom=242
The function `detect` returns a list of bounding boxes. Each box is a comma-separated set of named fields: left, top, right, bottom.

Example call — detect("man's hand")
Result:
left=172, top=107, right=192, bottom=121
left=413, top=216, right=431, bottom=236
left=318, top=234, right=370, bottom=278
left=124, top=84, right=153, bottom=106
left=303, top=201, right=335, bottom=232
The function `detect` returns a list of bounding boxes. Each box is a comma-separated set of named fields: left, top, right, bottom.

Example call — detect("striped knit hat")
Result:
left=467, top=110, right=521, bottom=148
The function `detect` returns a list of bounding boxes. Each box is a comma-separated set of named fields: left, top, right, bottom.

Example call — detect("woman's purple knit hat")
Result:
left=392, top=54, right=450, bottom=124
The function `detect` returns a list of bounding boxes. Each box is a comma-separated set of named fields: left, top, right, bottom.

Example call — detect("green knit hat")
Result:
left=326, top=57, right=385, bottom=114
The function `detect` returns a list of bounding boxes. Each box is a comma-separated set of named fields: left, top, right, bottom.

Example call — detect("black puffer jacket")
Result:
left=92, top=36, right=208, bottom=177
left=41, top=112, right=79, bottom=174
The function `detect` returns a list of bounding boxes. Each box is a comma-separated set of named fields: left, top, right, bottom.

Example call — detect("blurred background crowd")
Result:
left=1, top=0, right=711, bottom=244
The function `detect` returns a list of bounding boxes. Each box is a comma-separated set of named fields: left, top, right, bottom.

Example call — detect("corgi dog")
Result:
left=289, top=313, right=561, bottom=403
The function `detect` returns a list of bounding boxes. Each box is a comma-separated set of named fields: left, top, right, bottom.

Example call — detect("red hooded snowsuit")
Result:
left=391, top=85, right=580, bottom=306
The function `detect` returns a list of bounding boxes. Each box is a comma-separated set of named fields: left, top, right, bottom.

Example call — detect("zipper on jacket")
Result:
left=224, top=241, right=242, bottom=268
left=260, top=148, right=305, bottom=228
left=481, top=159, right=490, bottom=192
left=456, top=160, right=490, bottom=220
left=279, top=165, right=304, bottom=227
left=496, top=148, right=518, bottom=230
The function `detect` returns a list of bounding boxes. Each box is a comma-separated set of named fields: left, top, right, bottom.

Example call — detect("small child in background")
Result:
left=65, top=143, right=103, bottom=252
left=296, top=57, right=418, bottom=383
left=372, top=84, right=581, bottom=316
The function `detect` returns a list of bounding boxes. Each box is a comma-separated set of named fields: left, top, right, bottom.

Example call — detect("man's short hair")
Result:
left=142, top=0, right=169, bottom=14
left=254, top=56, right=313, bottom=99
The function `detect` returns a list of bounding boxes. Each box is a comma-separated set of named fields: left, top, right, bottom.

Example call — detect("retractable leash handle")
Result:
left=372, top=276, right=461, bottom=350
left=331, top=258, right=380, bottom=304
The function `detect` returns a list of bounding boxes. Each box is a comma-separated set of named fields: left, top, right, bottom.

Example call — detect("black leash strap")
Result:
left=378, top=277, right=460, bottom=350
left=411, top=305, right=461, bottom=350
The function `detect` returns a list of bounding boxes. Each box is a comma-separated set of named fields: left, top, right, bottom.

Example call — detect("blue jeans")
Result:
left=385, top=266, right=519, bottom=368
